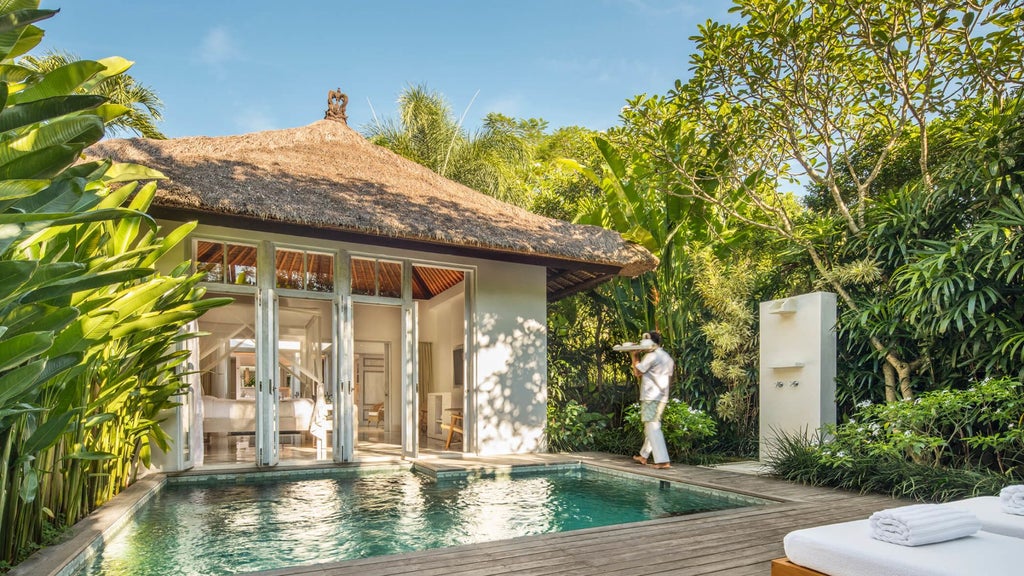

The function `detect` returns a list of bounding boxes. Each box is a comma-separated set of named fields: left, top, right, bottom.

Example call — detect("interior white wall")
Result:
left=418, top=282, right=465, bottom=405
left=758, top=292, right=837, bottom=461
left=472, top=260, right=547, bottom=455
left=353, top=304, right=401, bottom=432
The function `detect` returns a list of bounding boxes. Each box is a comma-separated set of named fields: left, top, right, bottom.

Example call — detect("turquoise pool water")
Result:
left=76, top=467, right=763, bottom=575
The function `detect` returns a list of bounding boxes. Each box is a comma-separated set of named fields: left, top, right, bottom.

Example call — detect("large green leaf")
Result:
left=0, top=7, right=54, bottom=62
left=19, top=267, right=153, bottom=304
left=9, top=173, right=86, bottom=214
left=32, top=352, right=80, bottom=385
left=92, top=102, right=129, bottom=124
left=0, top=177, right=47, bottom=203
left=25, top=261, right=84, bottom=285
left=0, top=402, right=42, bottom=430
left=0, top=63, right=35, bottom=86
left=0, top=94, right=107, bottom=133
left=0, top=142, right=84, bottom=179
left=8, top=59, right=105, bottom=104
left=1, top=303, right=77, bottom=337
left=141, top=221, right=196, bottom=267
left=20, top=409, right=75, bottom=455
left=0, top=329, right=50, bottom=371
left=100, top=161, right=164, bottom=183
left=5, top=21, right=41, bottom=60
left=0, top=358, right=45, bottom=405
left=108, top=309, right=200, bottom=339
left=57, top=158, right=109, bottom=181
left=0, top=259, right=35, bottom=295
left=78, top=56, right=132, bottom=92
left=0, top=115, right=104, bottom=168
left=49, top=308, right=118, bottom=354
left=44, top=206, right=153, bottom=229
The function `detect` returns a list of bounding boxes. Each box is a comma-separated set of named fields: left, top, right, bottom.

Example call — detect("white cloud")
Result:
left=199, top=26, right=241, bottom=67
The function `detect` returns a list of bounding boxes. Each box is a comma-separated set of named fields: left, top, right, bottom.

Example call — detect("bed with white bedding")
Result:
left=201, top=395, right=315, bottom=434
left=943, top=496, right=1024, bottom=539
left=779, top=518, right=1021, bottom=576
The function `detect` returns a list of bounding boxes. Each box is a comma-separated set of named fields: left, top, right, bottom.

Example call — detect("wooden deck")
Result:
left=255, top=452, right=904, bottom=576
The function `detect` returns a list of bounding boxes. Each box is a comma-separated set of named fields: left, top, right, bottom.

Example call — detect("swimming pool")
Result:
left=74, top=466, right=766, bottom=575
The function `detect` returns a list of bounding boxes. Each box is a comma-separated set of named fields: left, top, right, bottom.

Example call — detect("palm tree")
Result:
left=19, top=50, right=166, bottom=138
left=364, top=84, right=533, bottom=207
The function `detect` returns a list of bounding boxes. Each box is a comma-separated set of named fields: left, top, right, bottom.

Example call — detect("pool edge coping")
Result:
left=8, top=473, right=167, bottom=576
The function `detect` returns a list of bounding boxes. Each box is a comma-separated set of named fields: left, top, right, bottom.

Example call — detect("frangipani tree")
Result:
left=611, top=0, right=1023, bottom=400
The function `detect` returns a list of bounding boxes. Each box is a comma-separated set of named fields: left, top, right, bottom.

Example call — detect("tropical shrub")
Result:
left=0, top=4, right=228, bottom=567
left=766, top=378, right=1023, bottom=501
left=545, top=399, right=616, bottom=453
left=624, top=398, right=717, bottom=460
left=829, top=379, right=1024, bottom=475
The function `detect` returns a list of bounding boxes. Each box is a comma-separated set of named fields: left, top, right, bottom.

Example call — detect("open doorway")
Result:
left=353, top=304, right=401, bottom=453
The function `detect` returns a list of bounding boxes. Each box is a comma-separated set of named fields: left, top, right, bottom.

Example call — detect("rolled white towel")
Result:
left=999, top=485, right=1024, bottom=515
left=868, top=504, right=981, bottom=546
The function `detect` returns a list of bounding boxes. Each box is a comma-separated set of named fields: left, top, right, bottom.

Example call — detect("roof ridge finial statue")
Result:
left=326, top=88, right=348, bottom=124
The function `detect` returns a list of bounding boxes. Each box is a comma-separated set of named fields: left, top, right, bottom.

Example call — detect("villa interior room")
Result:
left=194, top=255, right=467, bottom=467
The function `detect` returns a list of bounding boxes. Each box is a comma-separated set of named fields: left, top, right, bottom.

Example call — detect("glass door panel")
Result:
left=196, top=293, right=258, bottom=466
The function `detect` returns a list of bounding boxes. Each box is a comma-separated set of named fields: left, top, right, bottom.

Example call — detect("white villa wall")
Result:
left=153, top=220, right=550, bottom=460
left=472, top=261, right=547, bottom=455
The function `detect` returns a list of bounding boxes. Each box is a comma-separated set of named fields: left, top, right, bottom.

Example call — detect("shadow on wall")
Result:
left=475, top=312, right=547, bottom=454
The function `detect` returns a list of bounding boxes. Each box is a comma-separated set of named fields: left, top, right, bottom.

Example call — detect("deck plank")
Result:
left=251, top=452, right=904, bottom=576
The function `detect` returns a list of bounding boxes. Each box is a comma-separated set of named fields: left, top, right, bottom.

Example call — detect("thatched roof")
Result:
left=87, top=118, right=657, bottom=300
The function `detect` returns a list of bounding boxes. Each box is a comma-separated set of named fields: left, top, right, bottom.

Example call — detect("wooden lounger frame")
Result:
left=770, top=558, right=828, bottom=576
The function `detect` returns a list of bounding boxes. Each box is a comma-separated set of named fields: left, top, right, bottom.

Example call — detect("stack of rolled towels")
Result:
left=868, top=503, right=981, bottom=546
left=1000, top=485, right=1024, bottom=515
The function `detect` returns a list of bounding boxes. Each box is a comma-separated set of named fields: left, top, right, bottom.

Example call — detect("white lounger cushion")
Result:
left=784, top=519, right=1022, bottom=576
left=944, top=496, right=1024, bottom=538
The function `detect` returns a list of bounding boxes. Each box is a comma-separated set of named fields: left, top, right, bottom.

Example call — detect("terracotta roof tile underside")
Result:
left=88, top=120, right=657, bottom=300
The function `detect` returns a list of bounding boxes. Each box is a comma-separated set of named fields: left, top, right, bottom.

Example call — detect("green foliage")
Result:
left=623, top=399, right=717, bottom=461
left=0, top=4, right=225, bottom=566
left=18, top=50, right=165, bottom=139
left=767, top=430, right=1010, bottom=503
left=767, top=378, right=1023, bottom=500
left=690, top=246, right=760, bottom=441
left=363, top=85, right=535, bottom=207
left=832, top=379, right=1024, bottom=474
left=545, top=399, right=612, bottom=453
left=610, top=0, right=1024, bottom=401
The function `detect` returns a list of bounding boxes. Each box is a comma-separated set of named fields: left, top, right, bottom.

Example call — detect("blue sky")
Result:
left=39, top=1, right=737, bottom=138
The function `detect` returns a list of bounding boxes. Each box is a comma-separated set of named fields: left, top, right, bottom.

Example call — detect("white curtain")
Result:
left=417, top=341, right=433, bottom=409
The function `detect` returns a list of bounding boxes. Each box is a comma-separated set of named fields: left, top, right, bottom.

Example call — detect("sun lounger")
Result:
left=773, top=519, right=1021, bottom=576
left=943, top=496, right=1024, bottom=539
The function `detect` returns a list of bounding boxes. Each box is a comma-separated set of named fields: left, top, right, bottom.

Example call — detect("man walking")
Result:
left=630, top=330, right=674, bottom=469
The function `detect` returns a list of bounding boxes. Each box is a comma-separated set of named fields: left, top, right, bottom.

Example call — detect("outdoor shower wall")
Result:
left=758, top=291, right=837, bottom=461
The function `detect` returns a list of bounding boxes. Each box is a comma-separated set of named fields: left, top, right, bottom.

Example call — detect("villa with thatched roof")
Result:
left=88, top=91, right=656, bottom=469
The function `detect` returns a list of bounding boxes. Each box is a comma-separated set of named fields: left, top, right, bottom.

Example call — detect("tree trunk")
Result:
left=883, top=362, right=898, bottom=402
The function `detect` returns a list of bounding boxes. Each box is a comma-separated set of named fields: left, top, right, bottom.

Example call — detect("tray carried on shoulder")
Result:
left=612, top=341, right=655, bottom=352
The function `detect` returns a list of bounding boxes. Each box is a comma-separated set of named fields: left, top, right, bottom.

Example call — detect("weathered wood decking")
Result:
left=256, top=452, right=903, bottom=576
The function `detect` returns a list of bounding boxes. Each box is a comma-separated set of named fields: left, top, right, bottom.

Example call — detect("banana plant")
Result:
left=0, top=3, right=229, bottom=564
